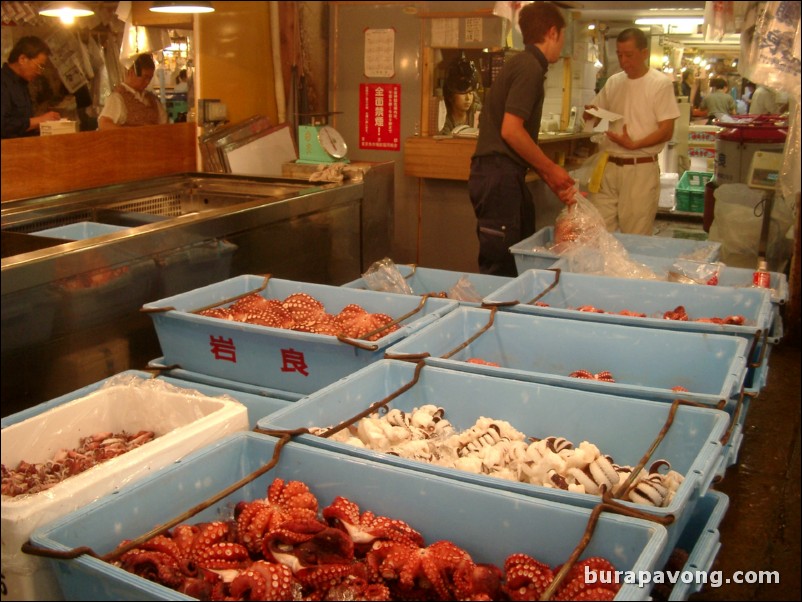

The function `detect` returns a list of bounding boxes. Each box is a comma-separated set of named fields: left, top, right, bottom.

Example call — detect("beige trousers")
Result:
left=590, top=162, right=661, bottom=234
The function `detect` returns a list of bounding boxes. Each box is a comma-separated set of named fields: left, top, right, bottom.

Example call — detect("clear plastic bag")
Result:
left=447, top=275, right=483, bottom=303
left=550, top=195, right=659, bottom=280
left=361, top=257, right=414, bottom=294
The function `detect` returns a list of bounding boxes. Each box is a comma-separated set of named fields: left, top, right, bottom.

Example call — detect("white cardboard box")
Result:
left=1, top=374, right=248, bottom=601
left=40, top=120, right=77, bottom=136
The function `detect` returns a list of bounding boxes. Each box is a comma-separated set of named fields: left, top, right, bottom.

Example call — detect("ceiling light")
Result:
left=150, top=1, right=215, bottom=14
left=634, top=17, right=704, bottom=26
left=38, top=1, right=94, bottom=25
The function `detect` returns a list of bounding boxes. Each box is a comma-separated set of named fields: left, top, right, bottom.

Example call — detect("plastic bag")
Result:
left=569, top=148, right=607, bottom=193
left=361, top=257, right=414, bottom=294
left=550, top=195, right=660, bottom=280
left=667, top=259, right=723, bottom=286
left=447, top=275, right=483, bottom=303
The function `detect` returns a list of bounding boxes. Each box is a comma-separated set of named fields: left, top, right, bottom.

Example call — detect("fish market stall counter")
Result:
left=1, top=167, right=394, bottom=416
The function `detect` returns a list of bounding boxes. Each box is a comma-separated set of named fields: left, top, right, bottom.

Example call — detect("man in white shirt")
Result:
left=98, top=54, right=167, bottom=129
left=749, top=85, right=787, bottom=115
left=583, top=28, right=680, bottom=235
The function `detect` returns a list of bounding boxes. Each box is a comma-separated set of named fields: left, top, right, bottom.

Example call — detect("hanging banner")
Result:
left=359, top=83, right=401, bottom=151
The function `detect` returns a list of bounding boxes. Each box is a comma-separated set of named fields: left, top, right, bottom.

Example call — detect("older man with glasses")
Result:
left=1, top=36, right=61, bottom=139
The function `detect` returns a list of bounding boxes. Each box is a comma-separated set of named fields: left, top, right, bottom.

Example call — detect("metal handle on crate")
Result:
left=539, top=490, right=675, bottom=601
left=139, top=274, right=273, bottom=315
left=748, top=327, right=770, bottom=369
left=314, top=360, right=426, bottom=439
left=441, top=306, right=498, bottom=359
left=613, top=397, right=707, bottom=501
left=384, top=351, right=431, bottom=361
left=527, top=268, right=562, bottom=305
left=720, top=387, right=746, bottom=447
left=338, top=294, right=433, bottom=348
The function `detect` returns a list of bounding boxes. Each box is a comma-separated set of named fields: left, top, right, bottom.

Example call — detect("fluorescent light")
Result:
left=38, top=1, right=94, bottom=24
left=150, top=1, right=215, bottom=14
left=634, top=17, right=704, bottom=26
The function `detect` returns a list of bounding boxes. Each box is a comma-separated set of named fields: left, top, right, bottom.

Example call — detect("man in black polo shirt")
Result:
left=468, top=2, right=576, bottom=276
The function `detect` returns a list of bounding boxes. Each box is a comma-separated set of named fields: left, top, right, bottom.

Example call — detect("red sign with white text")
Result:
left=359, top=83, right=401, bottom=151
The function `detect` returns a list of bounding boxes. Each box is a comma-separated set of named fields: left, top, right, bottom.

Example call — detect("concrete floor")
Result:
left=689, top=338, right=801, bottom=601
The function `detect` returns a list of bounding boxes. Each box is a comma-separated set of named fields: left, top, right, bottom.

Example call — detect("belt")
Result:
left=607, top=155, right=658, bottom=166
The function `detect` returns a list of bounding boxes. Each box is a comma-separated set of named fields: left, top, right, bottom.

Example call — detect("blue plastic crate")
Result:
left=142, top=275, right=458, bottom=395
left=385, top=306, right=748, bottom=413
left=258, top=360, right=729, bottom=570
left=155, top=239, right=238, bottom=298
left=714, top=394, right=752, bottom=481
left=54, top=258, right=158, bottom=334
left=484, top=269, right=774, bottom=364
left=1, top=370, right=252, bottom=601
left=33, top=221, right=128, bottom=240
left=510, top=227, right=720, bottom=276
left=662, top=491, right=729, bottom=601
left=147, top=357, right=305, bottom=404
left=31, top=432, right=667, bottom=601
left=343, top=264, right=513, bottom=306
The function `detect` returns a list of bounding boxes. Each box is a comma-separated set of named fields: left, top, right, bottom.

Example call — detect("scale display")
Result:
left=746, top=150, right=783, bottom=190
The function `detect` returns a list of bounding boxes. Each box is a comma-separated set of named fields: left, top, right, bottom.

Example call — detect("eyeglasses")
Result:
left=28, top=57, right=47, bottom=73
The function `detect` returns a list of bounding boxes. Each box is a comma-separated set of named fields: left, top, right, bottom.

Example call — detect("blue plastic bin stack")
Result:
left=483, top=268, right=775, bottom=478
left=8, top=255, right=754, bottom=601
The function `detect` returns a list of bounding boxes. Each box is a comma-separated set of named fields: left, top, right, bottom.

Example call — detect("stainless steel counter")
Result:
left=1, top=166, right=394, bottom=415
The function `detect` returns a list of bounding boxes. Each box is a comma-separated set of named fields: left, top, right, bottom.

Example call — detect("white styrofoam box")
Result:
left=1, top=372, right=248, bottom=601
left=39, top=120, right=77, bottom=136
left=660, top=173, right=679, bottom=208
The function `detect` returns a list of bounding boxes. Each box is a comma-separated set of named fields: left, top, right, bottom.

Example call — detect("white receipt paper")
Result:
left=585, top=107, right=623, bottom=121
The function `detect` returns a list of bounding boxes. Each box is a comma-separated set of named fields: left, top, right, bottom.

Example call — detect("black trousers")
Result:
left=468, top=154, right=534, bottom=276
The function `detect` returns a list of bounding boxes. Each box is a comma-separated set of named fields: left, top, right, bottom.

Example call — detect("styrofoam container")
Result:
left=258, top=360, right=729, bottom=569
left=509, top=227, right=720, bottom=275
left=385, top=306, right=749, bottom=413
left=1, top=371, right=249, bottom=601
left=141, top=275, right=458, bottom=395
left=662, top=491, right=729, bottom=601
left=483, top=269, right=774, bottom=361
left=342, top=264, right=513, bottom=306
left=147, top=356, right=305, bottom=405
left=30, top=432, right=668, bottom=601
left=32, top=221, right=128, bottom=240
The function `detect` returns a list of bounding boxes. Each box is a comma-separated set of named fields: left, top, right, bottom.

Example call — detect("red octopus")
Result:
left=323, top=495, right=425, bottom=553
left=366, top=539, right=478, bottom=600
left=569, top=370, right=616, bottom=383
left=234, top=478, right=320, bottom=555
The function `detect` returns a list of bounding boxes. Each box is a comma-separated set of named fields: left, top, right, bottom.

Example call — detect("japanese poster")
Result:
left=364, top=28, right=395, bottom=78
left=359, top=83, right=401, bottom=151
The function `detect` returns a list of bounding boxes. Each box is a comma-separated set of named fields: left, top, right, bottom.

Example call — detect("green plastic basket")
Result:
left=675, top=171, right=713, bottom=213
